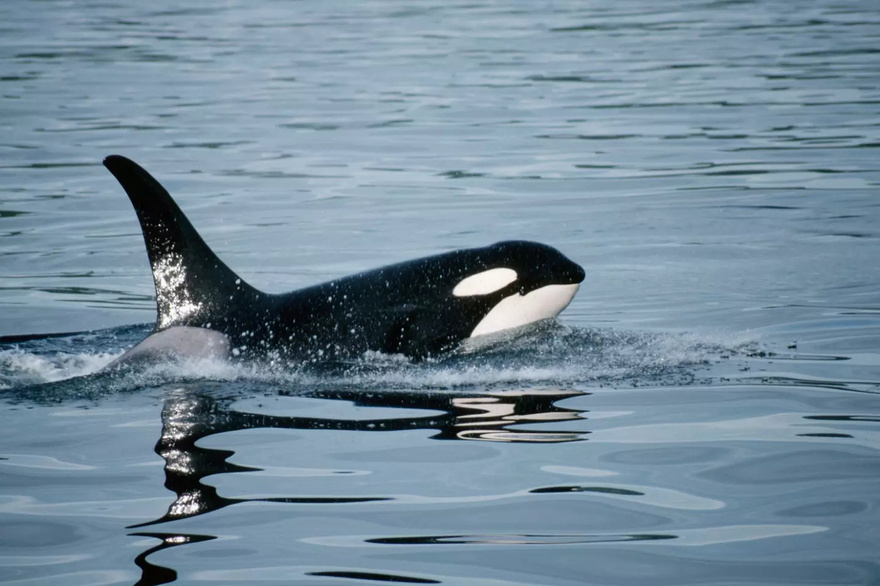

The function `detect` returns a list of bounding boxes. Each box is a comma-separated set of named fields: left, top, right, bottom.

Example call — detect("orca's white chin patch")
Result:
left=469, top=283, right=580, bottom=338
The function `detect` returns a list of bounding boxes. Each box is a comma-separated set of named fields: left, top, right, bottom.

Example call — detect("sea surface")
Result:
left=1, top=1, right=879, bottom=585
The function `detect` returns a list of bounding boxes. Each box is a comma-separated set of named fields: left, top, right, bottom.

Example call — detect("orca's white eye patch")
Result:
left=453, top=268, right=518, bottom=297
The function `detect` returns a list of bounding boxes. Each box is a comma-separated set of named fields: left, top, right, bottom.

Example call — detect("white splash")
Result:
left=0, top=348, right=122, bottom=386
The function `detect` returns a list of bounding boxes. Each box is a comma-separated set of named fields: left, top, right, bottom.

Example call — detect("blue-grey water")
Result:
left=2, top=1, right=879, bottom=585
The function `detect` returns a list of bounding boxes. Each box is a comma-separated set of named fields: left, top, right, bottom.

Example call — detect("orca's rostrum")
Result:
left=102, top=155, right=585, bottom=366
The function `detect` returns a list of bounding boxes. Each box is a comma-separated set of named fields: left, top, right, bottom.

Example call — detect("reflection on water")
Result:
left=130, top=533, right=215, bottom=586
left=365, top=533, right=676, bottom=546
left=306, top=569, right=440, bottom=584
left=142, top=388, right=586, bottom=525
left=131, top=387, right=587, bottom=585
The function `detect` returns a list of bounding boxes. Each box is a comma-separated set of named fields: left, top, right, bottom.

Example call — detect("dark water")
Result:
left=2, top=1, right=879, bottom=585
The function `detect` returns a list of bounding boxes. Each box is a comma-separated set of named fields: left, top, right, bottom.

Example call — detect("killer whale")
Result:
left=102, top=155, right=585, bottom=365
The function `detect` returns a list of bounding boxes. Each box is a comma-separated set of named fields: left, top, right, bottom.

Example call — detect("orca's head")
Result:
left=451, top=241, right=585, bottom=338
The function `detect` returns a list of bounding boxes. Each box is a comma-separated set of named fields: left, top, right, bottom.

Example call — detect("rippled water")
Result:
left=2, top=1, right=879, bottom=585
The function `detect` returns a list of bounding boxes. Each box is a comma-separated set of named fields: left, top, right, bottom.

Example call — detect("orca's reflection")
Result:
left=130, top=532, right=215, bottom=586
left=134, top=387, right=587, bottom=528
left=130, top=387, right=588, bottom=586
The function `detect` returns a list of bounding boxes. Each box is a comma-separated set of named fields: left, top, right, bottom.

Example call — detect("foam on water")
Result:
left=0, top=348, right=123, bottom=389
left=0, top=322, right=760, bottom=399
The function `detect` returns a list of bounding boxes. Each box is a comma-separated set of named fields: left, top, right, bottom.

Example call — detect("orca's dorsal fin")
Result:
left=104, top=155, right=263, bottom=331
